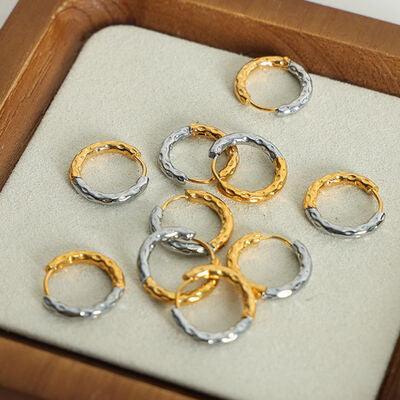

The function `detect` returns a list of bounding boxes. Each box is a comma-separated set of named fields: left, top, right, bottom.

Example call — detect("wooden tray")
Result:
left=0, top=1, right=399, bottom=399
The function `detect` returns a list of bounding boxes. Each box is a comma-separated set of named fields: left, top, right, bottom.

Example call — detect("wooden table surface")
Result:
left=0, top=332, right=210, bottom=400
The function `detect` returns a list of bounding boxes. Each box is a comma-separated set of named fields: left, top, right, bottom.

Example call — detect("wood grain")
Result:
left=1, top=0, right=400, bottom=192
left=0, top=0, right=399, bottom=399
left=378, top=335, right=400, bottom=400
left=0, top=332, right=212, bottom=400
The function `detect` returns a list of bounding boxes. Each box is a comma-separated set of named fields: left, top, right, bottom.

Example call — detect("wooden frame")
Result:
left=0, top=0, right=399, bottom=398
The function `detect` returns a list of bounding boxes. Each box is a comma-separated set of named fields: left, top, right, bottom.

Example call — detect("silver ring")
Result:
left=44, top=287, right=125, bottom=318
left=137, top=227, right=197, bottom=284
left=208, top=132, right=283, bottom=160
left=263, top=240, right=312, bottom=299
left=149, top=206, right=207, bottom=255
left=158, top=126, right=192, bottom=184
left=69, top=141, right=149, bottom=205
left=171, top=309, right=253, bottom=345
left=304, top=208, right=385, bottom=238
left=158, top=123, right=238, bottom=185
left=279, top=60, right=313, bottom=116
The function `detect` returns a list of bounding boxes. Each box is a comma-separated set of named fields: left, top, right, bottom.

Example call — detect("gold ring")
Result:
left=234, top=56, right=313, bottom=116
left=226, top=232, right=290, bottom=299
left=152, top=189, right=233, bottom=254
left=43, top=250, right=125, bottom=318
left=226, top=232, right=312, bottom=300
left=69, top=140, right=149, bottom=204
left=304, top=172, right=385, bottom=237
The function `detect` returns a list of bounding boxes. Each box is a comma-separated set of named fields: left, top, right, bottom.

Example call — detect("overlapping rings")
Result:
left=158, top=123, right=239, bottom=185
left=159, top=124, right=287, bottom=204
left=142, top=124, right=311, bottom=344
left=138, top=223, right=312, bottom=344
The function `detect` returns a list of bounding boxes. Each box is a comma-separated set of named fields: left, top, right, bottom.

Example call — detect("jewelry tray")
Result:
left=1, top=22, right=400, bottom=400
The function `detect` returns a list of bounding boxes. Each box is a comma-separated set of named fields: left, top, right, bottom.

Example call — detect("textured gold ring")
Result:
left=234, top=56, right=313, bottom=116
left=43, top=250, right=125, bottom=318
left=149, top=189, right=234, bottom=255
left=171, top=265, right=256, bottom=344
left=69, top=140, right=149, bottom=204
left=226, top=232, right=312, bottom=300
left=209, top=133, right=287, bottom=203
left=138, top=228, right=220, bottom=304
left=304, top=172, right=385, bottom=238
left=158, top=123, right=239, bottom=185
